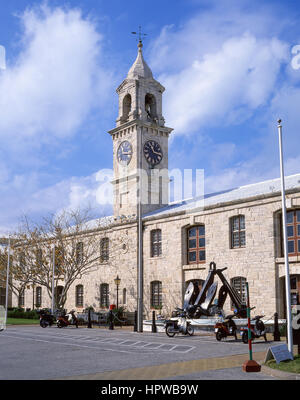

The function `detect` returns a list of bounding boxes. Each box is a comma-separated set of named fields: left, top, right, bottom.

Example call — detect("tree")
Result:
left=10, top=208, right=105, bottom=310
left=0, top=238, right=33, bottom=308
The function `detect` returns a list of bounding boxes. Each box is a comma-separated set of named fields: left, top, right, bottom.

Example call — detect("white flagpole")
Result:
left=51, top=246, right=55, bottom=314
left=277, top=119, right=293, bottom=356
left=137, top=126, right=144, bottom=333
left=4, top=236, right=11, bottom=325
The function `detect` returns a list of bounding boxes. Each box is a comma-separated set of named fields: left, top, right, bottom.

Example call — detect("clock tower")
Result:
left=109, top=40, right=173, bottom=217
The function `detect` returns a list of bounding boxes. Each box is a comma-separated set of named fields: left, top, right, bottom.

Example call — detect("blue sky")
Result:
left=0, top=0, right=300, bottom=233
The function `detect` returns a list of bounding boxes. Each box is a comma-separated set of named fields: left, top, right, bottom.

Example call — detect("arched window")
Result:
left=75, top=285, right=84, bottom=307
left=100, top=238, right=109, bottom=262
left=187, top=225, right=205, bottom=264
left=100, top=283, right=109, bottom=308
left=230, top=215, right=246, bottom=248
left=151, top=229, right=162, bottom=257
left=150, top=281, right=162, bottom=308
left=35, top=287, right=42, bottom=308
left=231, top=277, right=247, bottom=307
left=145, top=93, right=157, bottom=120
left=122, top=94, right=131, bottom=121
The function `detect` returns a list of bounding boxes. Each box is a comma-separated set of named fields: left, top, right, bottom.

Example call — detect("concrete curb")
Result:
left=261, top=364, right=300, bottom=380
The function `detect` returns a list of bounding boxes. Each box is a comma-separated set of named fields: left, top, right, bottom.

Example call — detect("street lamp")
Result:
left=114, top=275, right=121, bottom=309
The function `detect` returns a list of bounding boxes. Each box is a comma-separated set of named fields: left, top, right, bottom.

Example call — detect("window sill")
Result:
left=183, top=264, right=206, bottom=271
left=276, top=256, right=300, bottom=263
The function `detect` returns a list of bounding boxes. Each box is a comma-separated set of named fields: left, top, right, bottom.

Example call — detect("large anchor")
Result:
left=183, top=262, right=247, bottom=318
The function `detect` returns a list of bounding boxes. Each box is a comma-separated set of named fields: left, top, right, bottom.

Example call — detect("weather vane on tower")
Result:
left=131, top=26, right=147, bottom=44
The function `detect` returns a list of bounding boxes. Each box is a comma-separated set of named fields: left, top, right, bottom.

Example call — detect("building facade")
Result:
left=13, top=42, right=300, bottom=320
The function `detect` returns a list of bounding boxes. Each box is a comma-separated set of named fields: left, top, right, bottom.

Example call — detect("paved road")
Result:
left=0, top=325, right=275, bottom=380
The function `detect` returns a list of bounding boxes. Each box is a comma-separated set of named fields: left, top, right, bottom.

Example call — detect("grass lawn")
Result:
left=265, top=354, right=300, bottom=374
left=6, top=318, right=40, bottom=325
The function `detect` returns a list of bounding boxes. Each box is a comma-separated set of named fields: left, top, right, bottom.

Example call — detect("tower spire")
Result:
left=127, top=27, right=152, bottom=80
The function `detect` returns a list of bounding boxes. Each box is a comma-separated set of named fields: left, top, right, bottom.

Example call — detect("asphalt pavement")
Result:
left=0, top=325, right=276, bottom=380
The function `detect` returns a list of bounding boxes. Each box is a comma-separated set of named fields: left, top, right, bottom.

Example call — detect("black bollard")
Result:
left=133, top=310, right=137, bottom=332
left=109, top=310, right=114, bottom=330
left=152, top=311, right=157, bottom=333
left=273, top=312, right=281, bottom=341
left=87, top=308, right=92, bottom=329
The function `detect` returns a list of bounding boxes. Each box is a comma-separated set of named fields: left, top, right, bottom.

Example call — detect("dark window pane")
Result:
left=36, top=287, right=42, bottom=307
left=151, top=229, right=162, bottom=257
left=240, top=215, right=245, bottom=230
left=240, top=231, right=246, bottom=246
left=100, top=238, right=109, bottom=262
left=188, top=228, right=197, bottom=238
left=298, top=240, right=300, bottom=254
left=151, top=281, right=162, bottom=307
left=232, top=217, right=239, bottom=231
left=100, top=284, right=109, bottom=308
left=291, top=277, right=297, bottom=290
left=297, top=210, right=300, bottom=223
left=287, top=212, right=294, bottom=224
left=231, top=216, right=246, bottom=248
left=76, top=285, right=83, bottom=307
left=288, top=240, right=295, bottom=254
left=298, top=225, right=300, bottom=236
left=199, top=251, right=205, bottom=261
left=231, top=277, right=247, bottom=305
left=198, top=226, right=205, bottom=236
left=199, top=238, right=205, bottom=248
left=189, top=252, right=196, bottom=262
left=189, top=239, right=197, bottom=249
left=232, top=232, right=240, bottom=248
left=287, top=226, right=294, bottom=237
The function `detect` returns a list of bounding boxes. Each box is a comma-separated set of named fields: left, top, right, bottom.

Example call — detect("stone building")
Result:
left=13, top=41, right=300, bottom=319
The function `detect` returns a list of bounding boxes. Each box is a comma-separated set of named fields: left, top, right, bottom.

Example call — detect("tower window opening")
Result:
left=145, top=93, right=157, bottom=121
left=122, top=94, right=131, bottom=122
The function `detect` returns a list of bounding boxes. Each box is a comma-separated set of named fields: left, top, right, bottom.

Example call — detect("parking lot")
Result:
left=0, top=324, right=276, bottom=380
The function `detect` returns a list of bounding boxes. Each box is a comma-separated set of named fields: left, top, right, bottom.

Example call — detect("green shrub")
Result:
left=279, top=324, right=287, bottom=337
left=7, top=309, right=39, bottom=319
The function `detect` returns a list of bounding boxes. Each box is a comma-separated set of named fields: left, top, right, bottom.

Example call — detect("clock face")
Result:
left=143, top=140, right=163, bottom=166
left=117, top=141, right=133, bottom=165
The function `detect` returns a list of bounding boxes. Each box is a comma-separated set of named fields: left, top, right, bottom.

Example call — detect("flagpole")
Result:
left=137, top=126, right=144, bottom=333
left=51, top=246, right=55, bottom=314
left=4, top=236, right=11, bottom=325
left=277, top=119, right=293, bottom=356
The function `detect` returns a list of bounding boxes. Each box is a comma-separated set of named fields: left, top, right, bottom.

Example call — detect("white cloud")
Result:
left=0, top=168, right=114, bottom=234
left=157, top=33, right=288, bottom=134
left=0, top=4, right=113, bottom=145
left=0, top=4, right=116, bottom=233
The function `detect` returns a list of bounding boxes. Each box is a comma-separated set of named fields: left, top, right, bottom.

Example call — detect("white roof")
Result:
left=144, top=173, right=300, bottom=219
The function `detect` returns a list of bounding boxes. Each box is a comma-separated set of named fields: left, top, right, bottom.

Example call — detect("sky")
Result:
left=0, top=0, right=300, bottom=233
